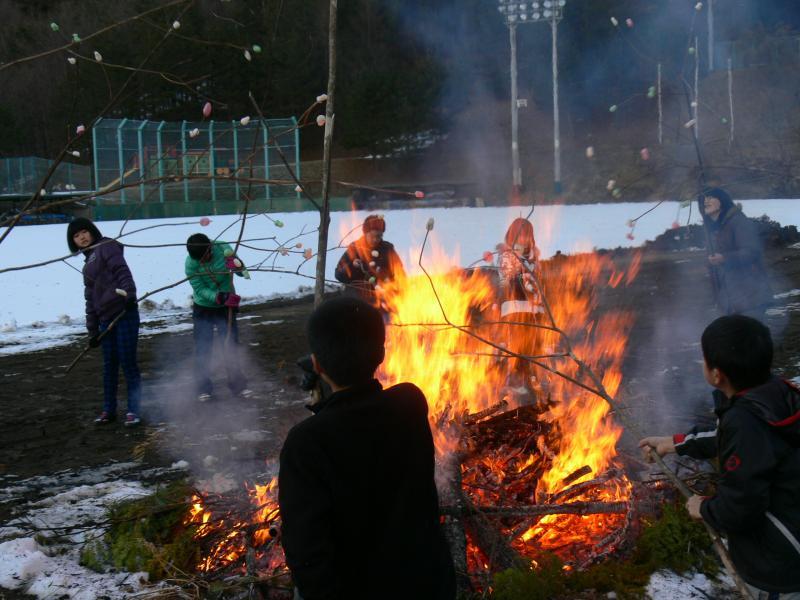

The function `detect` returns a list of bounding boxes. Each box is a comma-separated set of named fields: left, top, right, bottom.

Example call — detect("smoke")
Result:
left=144, top=329, right=305, bottom=488
left=371, top=0, right=799, bottom=200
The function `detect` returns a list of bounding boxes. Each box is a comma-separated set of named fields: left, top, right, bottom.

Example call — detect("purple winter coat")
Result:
left=82, top=238, right=137, bottom=334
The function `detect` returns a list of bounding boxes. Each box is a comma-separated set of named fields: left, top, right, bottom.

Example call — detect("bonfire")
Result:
left=185, top=231, right=645, bottom=594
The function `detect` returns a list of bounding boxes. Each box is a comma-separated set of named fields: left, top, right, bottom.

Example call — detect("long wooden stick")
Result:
left=65, top=276, right=190, bottom=373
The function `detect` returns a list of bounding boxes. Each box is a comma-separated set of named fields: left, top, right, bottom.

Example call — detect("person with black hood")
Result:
left=278, top=297, right=455, bottom=600
left=699, top=187, right=773, bottom=318
left=67, top=217, right=141, bottom=426
left=640, top=315, right=800, bottom=598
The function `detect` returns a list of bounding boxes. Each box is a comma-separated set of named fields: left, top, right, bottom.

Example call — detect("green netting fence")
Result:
left=90, top=117, right=301, bottom=219
left=1, top=156, right=91, bottom=196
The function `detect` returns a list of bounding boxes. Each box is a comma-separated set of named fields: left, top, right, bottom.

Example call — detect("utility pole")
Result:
left=497, top=0, right=566, bottom=195
left=551, top=14, right=561, bottom=195
left=708, top=0, right=715, bottom=71
left=509, top=24, right=522, bottom=189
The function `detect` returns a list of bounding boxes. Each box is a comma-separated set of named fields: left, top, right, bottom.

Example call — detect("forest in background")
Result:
left=1, top=0, right=799, bottom=200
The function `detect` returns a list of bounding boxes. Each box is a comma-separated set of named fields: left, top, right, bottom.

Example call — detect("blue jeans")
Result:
left=99, top=309, right=142, bottom=415
left=192, top=304, right=246, bottom=395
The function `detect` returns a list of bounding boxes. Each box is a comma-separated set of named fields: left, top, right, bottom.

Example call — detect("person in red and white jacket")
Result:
left=494, top=218, right=545, bottom=396
left=640, top=315, right=800, bottom=597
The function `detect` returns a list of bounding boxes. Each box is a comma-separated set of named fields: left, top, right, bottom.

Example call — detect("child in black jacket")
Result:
left=278, top=297, right=455, bottom=600
left=640, top=315, right=800, bottom=596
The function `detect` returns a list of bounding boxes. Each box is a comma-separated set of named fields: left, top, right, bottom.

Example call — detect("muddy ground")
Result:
left=0, top=243, right=798, bottom=600
left=1, top=244, right=799, bottom=487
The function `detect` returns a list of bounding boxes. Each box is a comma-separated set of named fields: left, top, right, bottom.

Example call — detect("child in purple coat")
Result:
left=67, top=218, right=141, bottom=426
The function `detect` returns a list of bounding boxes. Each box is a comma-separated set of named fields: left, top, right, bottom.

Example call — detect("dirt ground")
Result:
left=0, top=241, right=798, bottom=598
left=1, top=244, right=798, bottom=484
left=0, top=300, right=312, bottom=487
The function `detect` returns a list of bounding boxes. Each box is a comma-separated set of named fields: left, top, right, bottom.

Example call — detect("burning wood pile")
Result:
left=379, top=241, right=642, bottom=588
left=442, top=401, right=634, bottom=586
left=185, top=478, right=287, bottom=587
left=183, top=240, right=643, bottom=593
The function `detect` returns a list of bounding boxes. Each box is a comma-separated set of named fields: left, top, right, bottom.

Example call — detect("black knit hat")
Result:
left=186, top=233, right=212, bottom=260
left=67, top=217, right=102, bottom=253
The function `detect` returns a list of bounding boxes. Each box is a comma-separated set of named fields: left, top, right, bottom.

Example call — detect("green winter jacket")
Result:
left=185, top=242, right=235, bottom=308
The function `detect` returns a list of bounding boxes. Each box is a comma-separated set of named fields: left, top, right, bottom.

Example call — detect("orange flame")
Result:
left=379, top=237, right=639, bottom=566
left=188, top=230, right=642, bottom=576
left=186, top=476, right=284, bottom=573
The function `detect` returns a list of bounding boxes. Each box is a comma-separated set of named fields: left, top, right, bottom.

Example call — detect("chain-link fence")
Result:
left=0, top=156, right=91, bottom=196
left=91, top=117, right=300, bottom=219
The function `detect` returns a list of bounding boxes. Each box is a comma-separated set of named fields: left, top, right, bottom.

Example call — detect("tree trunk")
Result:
left=314, top=0, right=338, bottom=306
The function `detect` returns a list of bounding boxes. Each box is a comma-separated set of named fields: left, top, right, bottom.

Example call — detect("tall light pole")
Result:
left=549, top=2, right=562, bottom=195
left=509, top=23, right=521, bottom=189
left=707, top=0, right=715, bottom=71
left=497, top=0, right=566, bottom=195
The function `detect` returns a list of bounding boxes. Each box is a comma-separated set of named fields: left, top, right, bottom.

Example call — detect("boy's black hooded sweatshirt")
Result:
left=674, top=377, right=800, bottom=592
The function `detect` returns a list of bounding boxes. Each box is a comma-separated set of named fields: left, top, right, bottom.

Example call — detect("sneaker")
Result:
left=124, top=413, right=141, bottom=427
left=197, top=392, right=212, bottom=402
left=94, top=411, right=115, bottom=424
left=238, top=388, right=255, bottom=399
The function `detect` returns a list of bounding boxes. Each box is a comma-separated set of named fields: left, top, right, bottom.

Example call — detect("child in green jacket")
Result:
left=185, top=233, right=252, bottom=401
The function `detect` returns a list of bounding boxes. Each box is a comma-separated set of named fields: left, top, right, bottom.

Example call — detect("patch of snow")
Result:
left=1, top=200, right=798, bottom=355
left=766, top=302, right=800, bottom=317
left=646, top=569, right=736, bottom=599
left=774, top=288, right=800, bottom=299
left=0, top=536, right=149, bottom=598
left=0, top=462, right=197, bottom=598
left=0, top=479, right=153, bottom=599
left=0, top=461, right=188, bottom=505
left=1, top=481, right=150, bottom=544
left=138, top=321, right=193, bottom=338
left=0, top=462, right=143, bottom=503
left=170, top=460, right=190, bottom=470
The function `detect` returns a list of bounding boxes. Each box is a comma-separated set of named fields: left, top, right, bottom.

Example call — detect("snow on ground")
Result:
left=0, top=462, right=191, bottom=598
left=1, top=199, right=798, bottom=355
left=646, top=569, right=737, bottom=599
left=0, top=462, right=147, bottom=503
left=0, top=461, right=741, bottom=600
left=0, top=479, right=152, bottom=598
left=0, top=536, right=148, bottom=600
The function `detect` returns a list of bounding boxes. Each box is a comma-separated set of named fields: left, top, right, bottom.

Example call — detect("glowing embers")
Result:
left=186, top=477, right=286, bottom=577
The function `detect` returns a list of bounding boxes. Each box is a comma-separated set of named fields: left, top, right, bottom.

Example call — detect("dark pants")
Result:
left=745, top=584, right=800, bottom=600
left=99, top=309, right=142, bottom=415
left=192, top=304, right=246, bottom=395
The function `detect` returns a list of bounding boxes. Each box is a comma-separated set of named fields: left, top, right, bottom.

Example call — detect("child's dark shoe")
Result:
left=124, top=413, right=141, bottom=427
left=94, top=411, right=115, bottom=424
